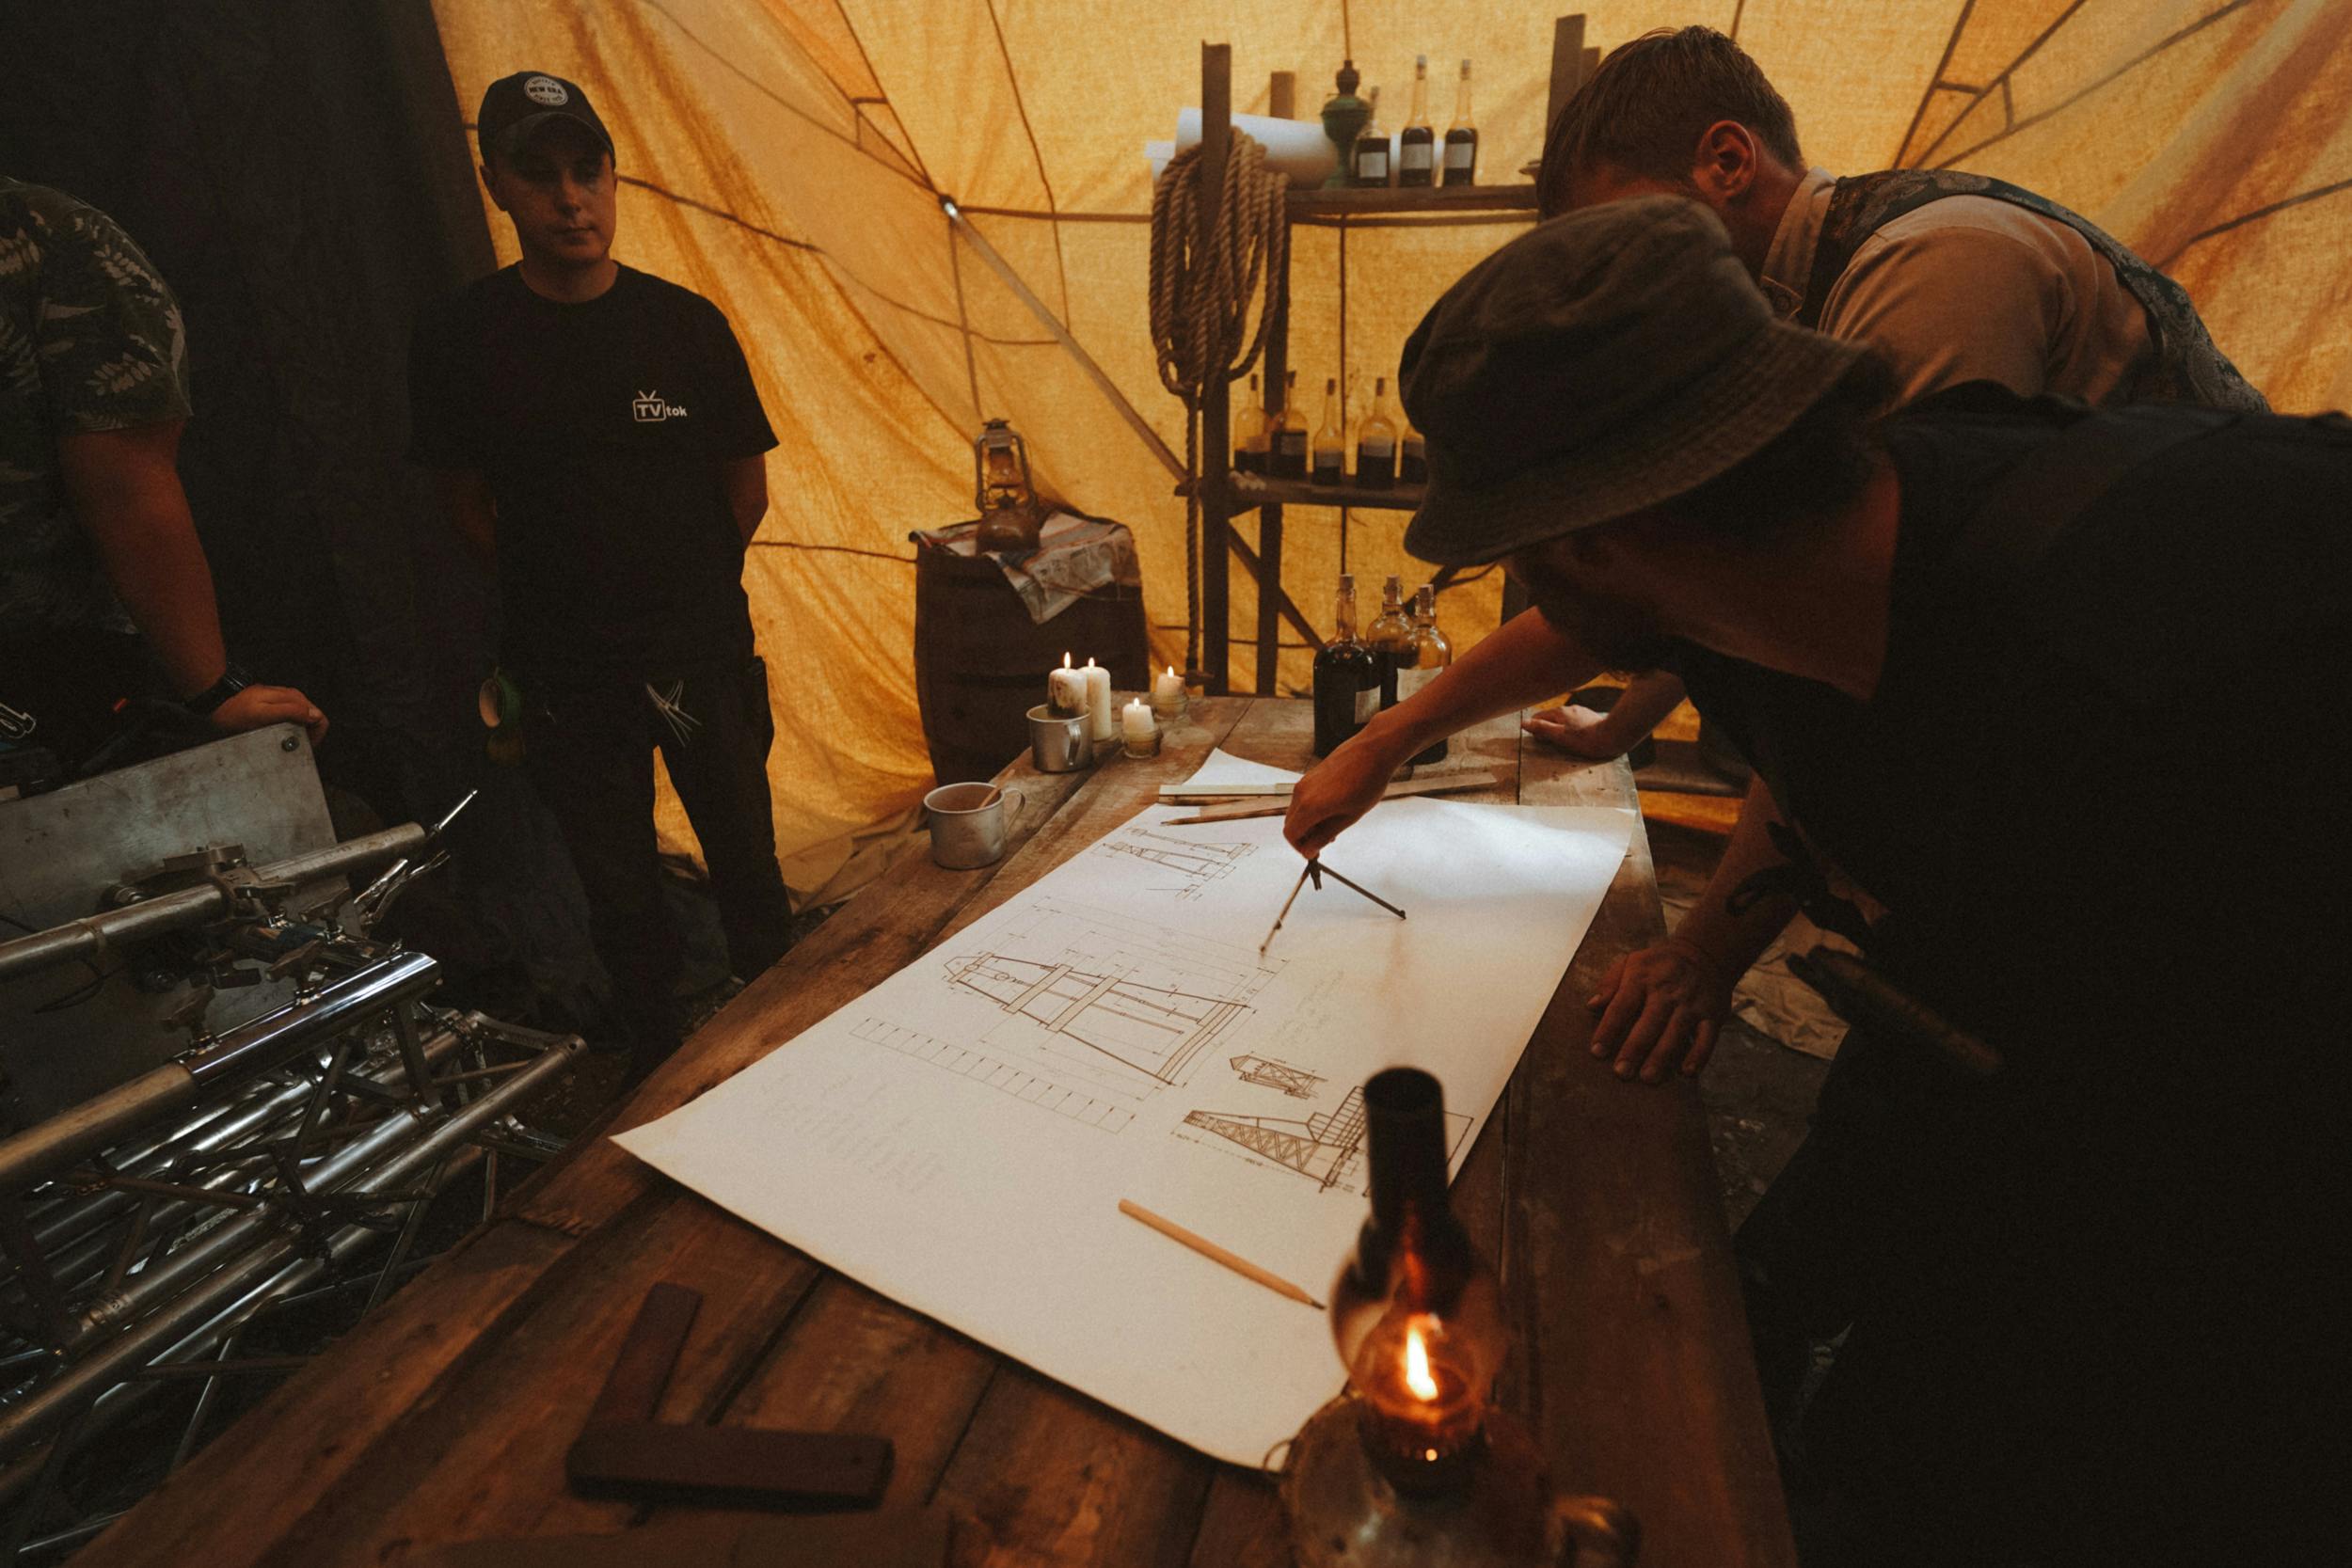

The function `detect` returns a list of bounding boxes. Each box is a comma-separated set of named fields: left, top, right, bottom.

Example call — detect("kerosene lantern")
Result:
left=972, top=417, right=1045, bottom=554
left=1280, top=1069, right=1638, bottom=1567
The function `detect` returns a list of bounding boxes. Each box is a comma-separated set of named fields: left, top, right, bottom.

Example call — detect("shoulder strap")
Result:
left=1939, top=405, right=2238, bottom=590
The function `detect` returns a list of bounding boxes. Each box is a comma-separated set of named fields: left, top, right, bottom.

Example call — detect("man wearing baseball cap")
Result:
left=1286, top=197, right=2344, bottom=1562
left=409, top=71, right=792, bottom=1078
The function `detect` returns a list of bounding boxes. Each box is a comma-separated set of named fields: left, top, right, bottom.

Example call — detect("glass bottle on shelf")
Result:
left=1272, top=369, right=1311, bottom=478
left=1402, top=583, right=1453, bottom=764
left=1365, top=575, right=1415, bottom=709
left=1398, top=55, right=1434, bottom=187
left=1312, top=376, right=1346, bottom=484
left=1355, top=376, right=1398, bottom=488
left=1443, top=59, right=1478, bottom=185
left=1312, top=574, right=1381, bottom=756
left=1233, top=372, right=1267, bottom=474
left=1350, top=86, right=1391, bottom=187
left=1400, top=414, right=1428, bottom=485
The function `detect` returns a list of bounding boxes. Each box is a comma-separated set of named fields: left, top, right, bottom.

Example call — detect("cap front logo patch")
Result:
left=633, top=390, right=689, bottom=422
left=523, top=75, right=569, bottom=106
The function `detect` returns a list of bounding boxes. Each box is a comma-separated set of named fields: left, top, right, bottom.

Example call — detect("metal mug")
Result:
left=1026, top=704, right=1094, bottom=772
left=925, top=782, right=1025, bottom=870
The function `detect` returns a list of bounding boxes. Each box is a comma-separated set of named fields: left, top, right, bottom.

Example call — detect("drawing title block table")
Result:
left=79, top=699, right=1796, bottom=1568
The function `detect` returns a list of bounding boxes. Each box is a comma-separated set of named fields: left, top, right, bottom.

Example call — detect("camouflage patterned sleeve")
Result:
left=26, top=187, right=194, bottom=434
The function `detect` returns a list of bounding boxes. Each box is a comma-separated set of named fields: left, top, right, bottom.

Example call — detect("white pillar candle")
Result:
left=1083, top=657, right=1116, bottom=743
left=1122, top=697, right=1156, bottom=744
left=1151, top=665, right=1185, bottom=718
left=1048, top=652, right=1088, bottom=717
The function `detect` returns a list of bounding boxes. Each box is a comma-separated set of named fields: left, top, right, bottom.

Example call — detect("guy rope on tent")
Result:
left=1148, top=135, right=1289, bottom=679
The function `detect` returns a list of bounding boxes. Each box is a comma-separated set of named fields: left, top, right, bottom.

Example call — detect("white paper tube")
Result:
left=1174, top=108, right=1336, bottom=184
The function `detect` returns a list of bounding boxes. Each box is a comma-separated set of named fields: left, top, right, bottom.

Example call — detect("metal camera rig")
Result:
left=0, top=726, right=580, bottom=1555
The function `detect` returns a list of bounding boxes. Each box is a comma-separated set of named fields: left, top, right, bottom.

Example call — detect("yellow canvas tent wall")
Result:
left=428, top=0, right=2352, bottom=902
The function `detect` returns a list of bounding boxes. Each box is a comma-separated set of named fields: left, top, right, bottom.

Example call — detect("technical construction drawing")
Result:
left=1093, top=825, right=1256, bottom=900
left=1180, top=1085, right=1472, bottom=1194
left=938, top=898, right=1280, bottom=1099
left=1230, top=1053, right=1323, bottom=1099
left=851, top=1017, right=1135, bottom=1131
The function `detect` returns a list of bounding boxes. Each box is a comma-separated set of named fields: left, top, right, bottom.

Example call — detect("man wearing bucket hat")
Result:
left=1285, top=197, right=2344, bottom=1563
left=409, top=71, right=792, bottom=1076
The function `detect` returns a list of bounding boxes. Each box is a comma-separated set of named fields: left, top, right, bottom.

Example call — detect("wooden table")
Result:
left=80, top=699, right=1795, bottom=1568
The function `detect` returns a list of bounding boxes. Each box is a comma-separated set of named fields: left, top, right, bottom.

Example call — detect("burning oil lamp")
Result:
left=972, top=417, right=1044, bottom=554
left=1279, top=1069, right=1637, bottom=1567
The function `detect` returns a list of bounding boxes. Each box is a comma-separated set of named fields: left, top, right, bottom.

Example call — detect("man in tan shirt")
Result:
left=1521, top=26, right=2262, bottom=1087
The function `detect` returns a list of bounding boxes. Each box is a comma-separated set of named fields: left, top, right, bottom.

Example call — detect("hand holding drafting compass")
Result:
left=1261, top=859, right=1407, bottom=955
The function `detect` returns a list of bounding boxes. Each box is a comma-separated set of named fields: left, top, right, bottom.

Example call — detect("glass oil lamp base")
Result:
left=1279, top=1394, right=1638, bottom=1568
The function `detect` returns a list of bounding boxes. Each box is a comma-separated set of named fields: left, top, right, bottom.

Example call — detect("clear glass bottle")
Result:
left=1312, top=376, right=1346, bottom=484
left=1398, top=56, right=1434, bottom=187
left=1355, top=375, right=1397, bottom=488
left=1273, top=369, right=1311, bottom=478
left=1351, top=85, right=1391, bottom=187
left=1442, top=59, right=1478, bottom=186
left=1402, top=584, right=1452, bottom=764
left=1312, top=574, right=1381, bottom=756
left=1365, top=575, right=1415, bottom=710
left=1234, top=371, right=1267, bottom=474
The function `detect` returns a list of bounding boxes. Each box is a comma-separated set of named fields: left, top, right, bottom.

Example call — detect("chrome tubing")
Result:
left=0, top=823, right=427, bottom=982
left=0, top=952, right=439, bottom=1194
left=0, top=1036, right=573, bottom=1456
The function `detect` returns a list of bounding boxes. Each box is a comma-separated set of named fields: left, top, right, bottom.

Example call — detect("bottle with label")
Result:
left=1355, top=375, right=1398, bottom=488
left=1402, top=584, right=1453, bottom=764
left=1351, top=86, right=1391, bottom=187
left=1400, top=415, right=1428, bottom=485
left=1398, top=56, right=1434, bottom=187
left=1272, top=369, right=1311, bottom=478
left=1312, top=574, right=1381, bottom=756
left=1365, top=575, right=1415, bottom=709
left=1311, top=377, right=1346, bottom=484
left=1233, top=372, right=1267, bottom=474
left=1443, top=59, right=1478, bottom=185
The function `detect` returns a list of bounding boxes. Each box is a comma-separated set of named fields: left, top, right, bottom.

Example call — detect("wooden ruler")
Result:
left=1158, top=769, right=1502, bottom=825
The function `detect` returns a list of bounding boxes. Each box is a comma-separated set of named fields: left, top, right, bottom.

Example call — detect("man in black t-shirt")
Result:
left=1287, top=198, right=2346, bottom=1562
left=409, top=71, right=791, bottom=1071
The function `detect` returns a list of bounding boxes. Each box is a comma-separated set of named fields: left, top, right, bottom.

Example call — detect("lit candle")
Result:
left=1121, top=697, right=1158, bottom=757
left=1048, top=653, right=1088, bottom=717
left=1083, top=657, right=1116, bottom=744
left=1151, top=664, right=1185, bottom=718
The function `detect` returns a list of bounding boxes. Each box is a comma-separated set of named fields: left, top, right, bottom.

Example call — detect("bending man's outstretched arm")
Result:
left=1285, top=607, right=1602, bottom=857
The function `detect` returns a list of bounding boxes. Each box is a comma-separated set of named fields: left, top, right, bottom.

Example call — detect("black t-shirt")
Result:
left=408, top=264, right=777, bottom=675
left=1669, top=388, right=2349, bottom=1070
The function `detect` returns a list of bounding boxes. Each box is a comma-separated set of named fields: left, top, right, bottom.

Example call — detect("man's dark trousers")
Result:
left=523, top=656, right=792, bottom=1065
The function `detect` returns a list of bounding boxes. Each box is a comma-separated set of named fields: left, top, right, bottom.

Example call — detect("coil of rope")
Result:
left=1149, top=135, right=1290, bottom=680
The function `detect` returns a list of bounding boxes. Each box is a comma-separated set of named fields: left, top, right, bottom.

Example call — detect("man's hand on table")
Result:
left=1523, top=703, right=1630, bottom=760
left=1589, top=935, right=1735, bottom=1083
left=1284, top=724, right=1410, bottom=858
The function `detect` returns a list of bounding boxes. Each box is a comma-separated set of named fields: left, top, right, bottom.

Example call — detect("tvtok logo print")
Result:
left=632, top=389, right=690, bottom=422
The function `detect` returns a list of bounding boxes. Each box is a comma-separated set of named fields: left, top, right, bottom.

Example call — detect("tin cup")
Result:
left=1026, top=704, right=1095, bottom=772
left=926, top=782, right=1025, bottom=870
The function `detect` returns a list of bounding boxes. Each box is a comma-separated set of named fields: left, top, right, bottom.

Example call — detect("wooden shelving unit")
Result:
left=1190, top=19, right=1597, bottom=693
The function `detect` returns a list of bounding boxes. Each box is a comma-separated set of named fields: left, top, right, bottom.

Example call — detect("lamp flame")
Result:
left=1404, top=1324, right=1438, bottom=1402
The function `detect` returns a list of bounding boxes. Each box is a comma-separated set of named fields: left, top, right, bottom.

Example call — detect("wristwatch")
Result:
left=181, top=661, right=254, bottom=717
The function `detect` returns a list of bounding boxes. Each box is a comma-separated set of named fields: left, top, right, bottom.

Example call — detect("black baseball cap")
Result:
left=1399, top=196, right=1863, bottom=566
left=477, top=71, right=614, bottom=164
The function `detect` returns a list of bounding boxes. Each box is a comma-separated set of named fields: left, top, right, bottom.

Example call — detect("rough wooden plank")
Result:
left=1509, top=735, right=1798, bottom=1566
left=75, top=1218, right=578, bottom=1567
left=1184, top=1469, right=1290, bottom=1568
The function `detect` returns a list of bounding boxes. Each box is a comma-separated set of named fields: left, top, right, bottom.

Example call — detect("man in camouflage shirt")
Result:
left=1, top=177, right=323, bottom=774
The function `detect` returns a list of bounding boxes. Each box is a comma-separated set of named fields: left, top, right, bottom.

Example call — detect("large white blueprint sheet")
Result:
left=616, top=751, right=1635, bottom=1464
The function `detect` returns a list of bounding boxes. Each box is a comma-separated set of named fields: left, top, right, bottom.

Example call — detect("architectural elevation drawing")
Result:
left=1230, top=1053, right=1323, bottom=1099
left=932, top=898, right=1280, bottom=1101
left=1180, top=1085, right=1472, bottom=1196
left=1090, top=824, right=1256, bottom=901
left=851, top=1016, right=1136, bottom=1131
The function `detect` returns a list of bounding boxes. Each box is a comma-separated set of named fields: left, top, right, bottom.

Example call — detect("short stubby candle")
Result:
left=1121, top=697, right=1158, bottom=757
left=1152, top=665, right=1185, bottom=719
left=1048, top=653, right=1088, bottom=717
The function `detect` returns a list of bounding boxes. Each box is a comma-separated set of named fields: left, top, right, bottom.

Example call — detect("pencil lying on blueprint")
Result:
left=1118, top=1198, right=1326, bottom=1310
